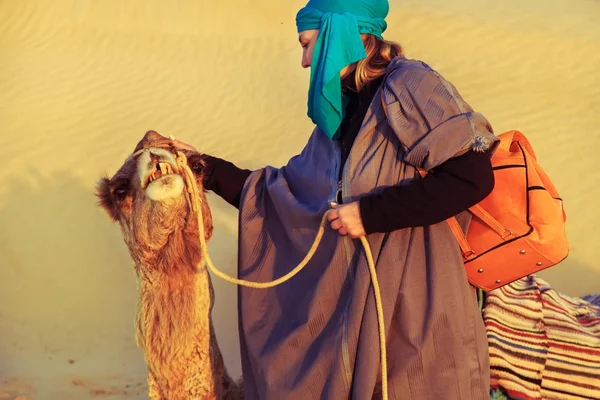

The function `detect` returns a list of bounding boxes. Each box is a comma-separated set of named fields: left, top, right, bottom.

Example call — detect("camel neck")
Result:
left=136, top=265, right=218, bottom=382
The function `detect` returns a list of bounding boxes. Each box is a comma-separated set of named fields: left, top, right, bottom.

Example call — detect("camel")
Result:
left=95, top=130, right=242, bottom=400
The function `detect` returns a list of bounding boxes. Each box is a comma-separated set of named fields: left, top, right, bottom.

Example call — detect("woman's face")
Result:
left=298, top=29, right=319, bottom=68
left=298, top=29, right=358, bottom=79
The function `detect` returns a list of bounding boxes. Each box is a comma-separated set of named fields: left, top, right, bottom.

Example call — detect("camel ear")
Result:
left=95, top=176, right=119, bottom=221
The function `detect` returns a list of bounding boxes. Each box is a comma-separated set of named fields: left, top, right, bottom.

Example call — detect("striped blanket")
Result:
left=483, top=276, right=600, bottom=400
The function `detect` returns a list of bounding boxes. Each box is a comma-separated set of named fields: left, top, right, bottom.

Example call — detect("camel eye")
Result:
left=191, top=161, right=204, bottom=175
left=113, top=182, right=130, bottom=201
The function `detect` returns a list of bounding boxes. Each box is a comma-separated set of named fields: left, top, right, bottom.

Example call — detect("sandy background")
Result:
left=1, top=0, right=598, bottom=398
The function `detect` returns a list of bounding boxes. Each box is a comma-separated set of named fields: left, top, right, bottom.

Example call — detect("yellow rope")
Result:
left=165, top=149, right=387, bottom=399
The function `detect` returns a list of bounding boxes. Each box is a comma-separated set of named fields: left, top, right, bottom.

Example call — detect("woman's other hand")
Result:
left=327, top=201, right=366, bottom=239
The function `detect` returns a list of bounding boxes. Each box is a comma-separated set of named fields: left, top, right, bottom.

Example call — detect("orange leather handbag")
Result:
left=441, top=130, right=569, bottom=291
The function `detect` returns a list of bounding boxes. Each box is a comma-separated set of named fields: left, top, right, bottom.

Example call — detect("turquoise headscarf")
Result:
left=296, top=0, right=389, bottom=140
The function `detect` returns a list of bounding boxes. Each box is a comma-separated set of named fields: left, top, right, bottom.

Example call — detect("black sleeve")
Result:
left=358, top=150, right=495, bottom=234
left=202, top=155, right=252, bottom=209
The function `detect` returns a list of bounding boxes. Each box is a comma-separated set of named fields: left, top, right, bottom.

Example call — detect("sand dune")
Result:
left=1, top=0, right=598, bottom=398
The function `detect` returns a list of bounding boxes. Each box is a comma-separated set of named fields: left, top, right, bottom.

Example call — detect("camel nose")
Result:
left=150, top=153, right=161, bottom=166
left=133, top=130, right=173, bottom=154
left=142, top=130, right=166, bottom=147
left=143, top=150, right=172, bottom=172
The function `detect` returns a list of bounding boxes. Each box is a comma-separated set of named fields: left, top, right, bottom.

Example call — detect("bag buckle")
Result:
left=463, top=249, right=476, bottom=260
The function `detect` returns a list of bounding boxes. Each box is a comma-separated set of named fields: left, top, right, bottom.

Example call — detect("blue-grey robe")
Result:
left=236, top=56, right=499, bottom=399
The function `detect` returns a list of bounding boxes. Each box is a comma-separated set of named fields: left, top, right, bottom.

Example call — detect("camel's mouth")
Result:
left=136, top=149, right=185, bottom=201
left=145, top=161, right=177, bottom=188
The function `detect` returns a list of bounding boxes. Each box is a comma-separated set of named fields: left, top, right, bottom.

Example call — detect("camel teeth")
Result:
left=147, top=162, right=177, bottom=187
left=158, top=162, right=172, bottom=175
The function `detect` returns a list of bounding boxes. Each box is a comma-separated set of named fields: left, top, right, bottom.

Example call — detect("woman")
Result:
left=184, top=0, right=499, bottom=398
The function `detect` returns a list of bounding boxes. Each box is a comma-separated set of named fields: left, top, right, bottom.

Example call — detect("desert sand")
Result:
left=0, top=0, right=598, bottom=398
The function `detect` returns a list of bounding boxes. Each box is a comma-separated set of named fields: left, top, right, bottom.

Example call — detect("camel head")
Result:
left=96, top=130, right=213, bottom=275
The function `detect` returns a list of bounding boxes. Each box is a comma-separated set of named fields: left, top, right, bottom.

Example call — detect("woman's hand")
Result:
left=327, top=201, right=366, bottom=239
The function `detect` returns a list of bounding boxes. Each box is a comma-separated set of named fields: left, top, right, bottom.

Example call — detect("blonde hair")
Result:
left=354, top=35, right=404, bottom=91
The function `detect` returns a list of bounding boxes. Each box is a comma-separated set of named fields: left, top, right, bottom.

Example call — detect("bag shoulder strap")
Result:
left=416, top=167, right=512, bottom=257
left=468, top=204, right=513, bottom=239
left=446, top=217, right=475, bottom=259
left=416, top=167, right=474, bottom=258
